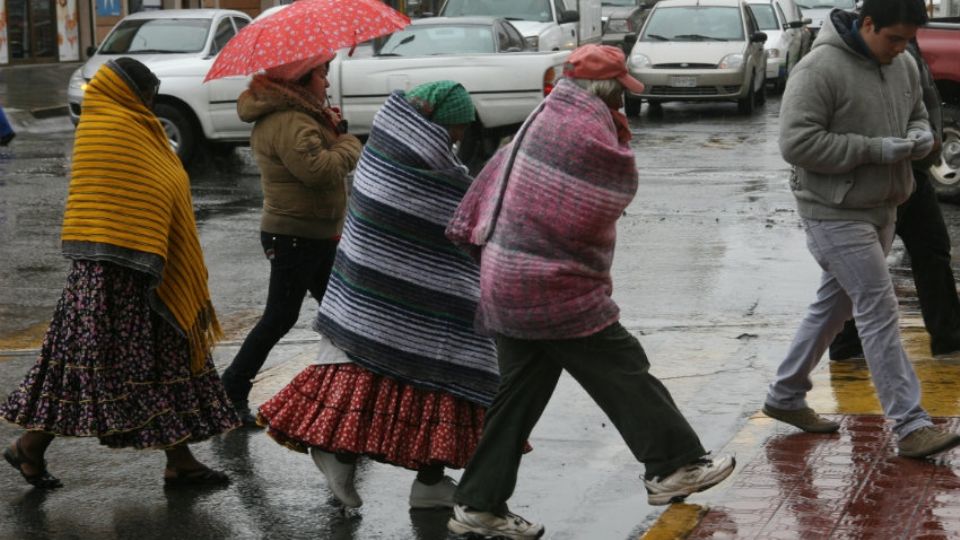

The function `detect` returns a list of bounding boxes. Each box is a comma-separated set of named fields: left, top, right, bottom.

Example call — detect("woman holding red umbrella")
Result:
left=219, top=57, right=362, bottom=425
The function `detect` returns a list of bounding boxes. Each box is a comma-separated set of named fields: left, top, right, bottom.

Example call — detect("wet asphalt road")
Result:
left=2, top=94, right=959, bottom=540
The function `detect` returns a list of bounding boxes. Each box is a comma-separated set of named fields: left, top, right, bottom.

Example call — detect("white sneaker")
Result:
left=643, top=453, right=735, bottom=506
left=309, top=448, right=362, bottom=508
left=447, top=504, right=544, bottom=539
left=409, top=475, right=457, bottom=509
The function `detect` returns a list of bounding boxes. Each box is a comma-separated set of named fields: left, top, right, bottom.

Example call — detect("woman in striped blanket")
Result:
left=257, top=81, right=497, bottom=510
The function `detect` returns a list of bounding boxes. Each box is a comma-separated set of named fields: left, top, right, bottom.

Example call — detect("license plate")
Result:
left=669, top=76, right=697, bottom=88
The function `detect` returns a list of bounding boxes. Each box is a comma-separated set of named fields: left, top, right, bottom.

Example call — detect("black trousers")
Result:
left=454, top=323, right=705, bottom=514
left=831, top=168, right=960, bottom=356
left=221, top=232, right=338, bottom=404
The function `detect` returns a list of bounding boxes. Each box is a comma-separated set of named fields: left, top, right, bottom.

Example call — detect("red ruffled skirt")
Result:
left=257, top=363, right=487, bottom=471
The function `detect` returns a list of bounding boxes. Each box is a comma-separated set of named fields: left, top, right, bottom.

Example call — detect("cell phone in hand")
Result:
left=337, top=119, right=349, bottom=134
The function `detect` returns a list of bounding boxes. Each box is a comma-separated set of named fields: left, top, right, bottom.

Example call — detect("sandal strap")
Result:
left=15, top=439, right=45, bottom=470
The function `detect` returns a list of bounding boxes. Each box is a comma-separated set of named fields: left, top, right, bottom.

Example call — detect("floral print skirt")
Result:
left=257, top=363, right=489, bottom=471
left=0, top=260, right=239, bottom=449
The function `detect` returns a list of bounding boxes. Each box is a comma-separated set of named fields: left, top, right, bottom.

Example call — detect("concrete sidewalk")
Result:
left=0, top=62, right=80, bottom=126
left=641, top=326, right=960, bottom=539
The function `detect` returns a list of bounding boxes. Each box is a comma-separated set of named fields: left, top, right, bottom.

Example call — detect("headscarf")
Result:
left=405, top=81, right=475, bottom=126
left=264, top=54, right=334, bottom=82
left=61, top=60, right=222, bottom=372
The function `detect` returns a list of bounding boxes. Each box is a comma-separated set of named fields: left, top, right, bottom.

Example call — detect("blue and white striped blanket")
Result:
left=314, top=91, right=499, bottom=406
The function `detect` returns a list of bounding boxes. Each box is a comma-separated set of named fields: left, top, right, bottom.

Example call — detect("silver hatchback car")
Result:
left=625, top=0, right=767, bottom=115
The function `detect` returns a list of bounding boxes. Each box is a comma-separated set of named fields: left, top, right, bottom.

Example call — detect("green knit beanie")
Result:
left=405, top=80, right=475, bottom=126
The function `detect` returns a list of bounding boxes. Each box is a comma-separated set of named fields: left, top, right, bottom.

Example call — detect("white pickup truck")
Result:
left=438, top=0, right=602, bottom=51
left=68, top=10, right=568, bottom=168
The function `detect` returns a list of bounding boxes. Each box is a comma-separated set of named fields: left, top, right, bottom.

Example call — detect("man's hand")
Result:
left=907, top=130, right=934, bottom=160
left=880, top=137, right=914, bottom=164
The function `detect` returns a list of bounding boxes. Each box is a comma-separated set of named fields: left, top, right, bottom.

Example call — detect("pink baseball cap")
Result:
left=562, top=44, right=645, bottom=93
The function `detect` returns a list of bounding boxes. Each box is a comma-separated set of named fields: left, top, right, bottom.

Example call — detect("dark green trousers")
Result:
left=454, top=322, right=706, bottom=513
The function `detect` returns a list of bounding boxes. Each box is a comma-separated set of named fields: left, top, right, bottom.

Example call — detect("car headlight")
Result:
left=718, top=53, right=744, bottom=69
left=629, top=52, right=651, bottom=70
left=766, top=48, right=781, bottom=59
left=524, top=36, right=539, bottom=49
left=606, top=19, right=630, bottom=33
left=68, top=68, right=86, bottom=92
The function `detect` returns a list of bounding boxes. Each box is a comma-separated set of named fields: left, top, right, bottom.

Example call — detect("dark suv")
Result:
left=601, top=0, right=656, bottom=51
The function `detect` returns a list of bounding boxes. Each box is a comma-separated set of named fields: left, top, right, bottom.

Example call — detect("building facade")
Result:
left=0, top=0, right=421, bottom=65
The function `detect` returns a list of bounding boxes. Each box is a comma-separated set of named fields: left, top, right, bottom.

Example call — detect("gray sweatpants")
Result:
left=766, top=219, right=932, bottom=439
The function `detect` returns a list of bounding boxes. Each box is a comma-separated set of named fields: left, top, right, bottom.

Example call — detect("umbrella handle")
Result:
left=348, top=29, right=359, bottom=57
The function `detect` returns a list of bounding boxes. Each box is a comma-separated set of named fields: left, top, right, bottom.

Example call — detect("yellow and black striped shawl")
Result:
left=62, top=62, right=222, bottom=372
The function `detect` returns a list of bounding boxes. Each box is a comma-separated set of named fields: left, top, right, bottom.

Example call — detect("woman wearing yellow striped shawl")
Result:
left=1, top=58, right=239, bottom=490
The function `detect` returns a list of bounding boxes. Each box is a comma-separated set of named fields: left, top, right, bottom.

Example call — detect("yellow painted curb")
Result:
left=640, top=503, right=708, bottom=540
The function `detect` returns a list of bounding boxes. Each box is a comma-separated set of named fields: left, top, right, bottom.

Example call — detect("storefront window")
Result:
left=7, top=0, right=59, bottom=61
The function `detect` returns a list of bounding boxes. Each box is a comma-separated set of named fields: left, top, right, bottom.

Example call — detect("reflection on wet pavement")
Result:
left=687, top=417, right=960, bottom=540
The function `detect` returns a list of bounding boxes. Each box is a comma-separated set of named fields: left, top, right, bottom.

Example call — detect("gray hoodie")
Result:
left=779, top=10, right=930, bottom=227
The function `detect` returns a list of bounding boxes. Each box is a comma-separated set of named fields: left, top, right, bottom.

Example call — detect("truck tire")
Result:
left=154, top=102, right=198, bottom=167
left=457, top=122, right=489, bottom=174
left=931, top=124, right=960, bottom=198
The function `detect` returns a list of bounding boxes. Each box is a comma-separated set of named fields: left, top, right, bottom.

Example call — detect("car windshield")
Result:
left=98, top=18, right=211, bottom=54
left=377, top=24, right=496, bottom=56
left=642, top=7, right=744, bottom=41
left=748, top=4, right=780, bottom=30
left=794, top=0, right=854, bottom=8
left=442, top=0, right=553, bottom=23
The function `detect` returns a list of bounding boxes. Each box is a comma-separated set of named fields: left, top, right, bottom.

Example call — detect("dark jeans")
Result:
left=454, top=322, right=705, bottom=514
left=831, top=169, right=960, bottom=357
left=0, top=105, right=13, bottom=138
left=221, top=232, right=338, bottom=404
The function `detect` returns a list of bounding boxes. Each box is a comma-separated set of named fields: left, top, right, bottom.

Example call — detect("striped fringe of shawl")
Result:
left=61, top=63, right=222, bottom=372
left=313, top=92, right=500, bottom=407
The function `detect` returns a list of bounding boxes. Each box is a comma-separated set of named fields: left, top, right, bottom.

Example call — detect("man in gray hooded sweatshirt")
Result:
left=763, top=0, right=960, bottom=459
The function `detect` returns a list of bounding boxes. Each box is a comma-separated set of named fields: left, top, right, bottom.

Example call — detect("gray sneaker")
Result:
left=447, top=504, right=544, bottom=539
left=898, top=426, right=960, bottom=459
left=409, top=475, right=457, bottom=509
left=309, top=448, right=362, bottom=508
left=644, top=453, right=736, bottom=506
left=762, top=404, right=840, bottom=433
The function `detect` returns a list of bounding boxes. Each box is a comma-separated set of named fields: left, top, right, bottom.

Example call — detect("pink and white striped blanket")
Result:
left=447, top=79, right=639, bottom=339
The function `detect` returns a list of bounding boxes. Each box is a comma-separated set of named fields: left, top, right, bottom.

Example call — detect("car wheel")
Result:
left=457, top=122, right=496, bottom=174
left=931, top=125, right=960, bottom=195
left=647, top=101, right=663, bottom=118
left=624, top=92, right=642, bottom=117
left=775, top=55, right=788, bottom=93
left=737, top=78, right=755, bottom=115
left=154, top=102, right=198, bottom=167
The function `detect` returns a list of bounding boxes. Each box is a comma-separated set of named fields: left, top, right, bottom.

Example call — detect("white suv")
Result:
left=67, top=9, right=253, bottom=165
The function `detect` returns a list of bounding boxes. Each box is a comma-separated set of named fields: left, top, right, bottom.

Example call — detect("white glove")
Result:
left=880, top=137, right=914, bottom=164
left=907, top=130, right=934, bottom=160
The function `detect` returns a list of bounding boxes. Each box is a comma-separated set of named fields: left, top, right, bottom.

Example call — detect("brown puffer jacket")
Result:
left=237, top=75, right=362, bottom=239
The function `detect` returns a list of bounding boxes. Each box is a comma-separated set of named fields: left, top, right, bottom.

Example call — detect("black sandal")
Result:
left=3, top=440, right=63, bottom=489
left=163, top=465, right=230, bottom=488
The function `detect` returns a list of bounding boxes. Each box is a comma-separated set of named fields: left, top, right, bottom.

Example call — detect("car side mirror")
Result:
left=751, top=31, right=767, bottom=43
left=86, top=45, right=97, bottom=57
left=559, top=10, right=580, bottom=23
left=787, top=20, right=805, bottom=29
left=802, top=17, right=812, bottom=24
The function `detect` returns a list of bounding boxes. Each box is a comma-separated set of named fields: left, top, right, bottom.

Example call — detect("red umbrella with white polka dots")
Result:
left=204, top=0, right=410, bottom=82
